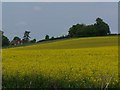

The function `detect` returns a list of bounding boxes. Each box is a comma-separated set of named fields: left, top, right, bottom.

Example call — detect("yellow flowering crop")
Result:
left=2, top=36, right=119, bottom=88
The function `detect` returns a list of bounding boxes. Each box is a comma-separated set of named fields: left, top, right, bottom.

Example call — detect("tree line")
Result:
left=1, top=31, right=36, bottom=47
left=68, top=18, right=111, bottom=37
left=1, top=17, right=117, bottom=47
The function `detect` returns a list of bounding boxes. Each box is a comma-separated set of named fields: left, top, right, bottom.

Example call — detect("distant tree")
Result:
left=51, top=36, right=55, bottom=40
left=30, top=39, right=36, bottom=43
left=10, top=36, right=21, bottom=46
left=68, top=18, right=111, bottom=37
left=23, top=31, right=30, bottom=43
left=13, top=36, right=21, bottom=41
left=94, top=17, right=111, bottom=36
left=83, top=25, right=96, bottom=36
left=2, top=31, right=10, bottom=46
left=68, top=24, right=86, bottom=37
left=60, top=35, right=65, bottom=38
left=45, top=35, right=49, bottom=40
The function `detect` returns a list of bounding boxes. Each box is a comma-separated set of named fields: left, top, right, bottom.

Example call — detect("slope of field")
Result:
left=14, top=36, right=118, bottom=50
left=2, top=36, right=119, bottom=88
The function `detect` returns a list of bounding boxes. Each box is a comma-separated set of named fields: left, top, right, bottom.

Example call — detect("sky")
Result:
left=2, top=2, right=118, bottom=41
left=1, top=0, right=119, bottom=2
left=0, top=2, right=1, bottom=33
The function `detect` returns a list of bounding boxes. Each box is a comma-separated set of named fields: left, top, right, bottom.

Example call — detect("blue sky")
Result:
left=2, top=2, right=118, bottom=41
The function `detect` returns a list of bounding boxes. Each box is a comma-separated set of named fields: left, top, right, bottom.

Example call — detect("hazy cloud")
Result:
left=33, top=6, right=42, bottom=12
left=16, top=21, right=28, bottom=26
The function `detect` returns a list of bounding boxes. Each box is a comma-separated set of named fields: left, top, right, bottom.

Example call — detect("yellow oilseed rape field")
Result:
left=2, top=36, right=119, bottom=88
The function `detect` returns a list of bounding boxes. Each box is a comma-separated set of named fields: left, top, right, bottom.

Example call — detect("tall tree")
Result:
left=23, top=31, right=30, bottom=43
left=45, top=35, right=49, bottom=40
left=94, top=17, right=111, bottom=36
left=1, top=31, right=10, bottom=46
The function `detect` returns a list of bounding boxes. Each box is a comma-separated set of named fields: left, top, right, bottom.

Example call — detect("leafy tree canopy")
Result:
left=45, top=35, right=49, bottom=40
left=68, top=17, right=111, bottom=37
left=1, top=31, right=10, bottom=46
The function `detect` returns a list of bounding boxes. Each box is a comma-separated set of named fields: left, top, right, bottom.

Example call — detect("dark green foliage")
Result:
left=1, top=31, right=10, bottom=46
left=68, top=18, right=111, bottom=37
left=30, top=39, right=36, bottom=43
left=23, top=31, right=31, bottom=43
left=2, top=36, right=10, bottom=46
left=38, top=35, right=69, bottom=43
left=69, top=24, right=86, bottom=37
left=2, top=74, right=119, bottom=88
left=94, top=18, right=111, bottom=36
left=51, top=36, right=55, bottom=40
left=13, top=36, right=21, bottom=41
left=45, top=35, right=49, bottom=40
left=0, top=31, right=2, bottom=47
left=10, top=36, right=22, bottom=46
